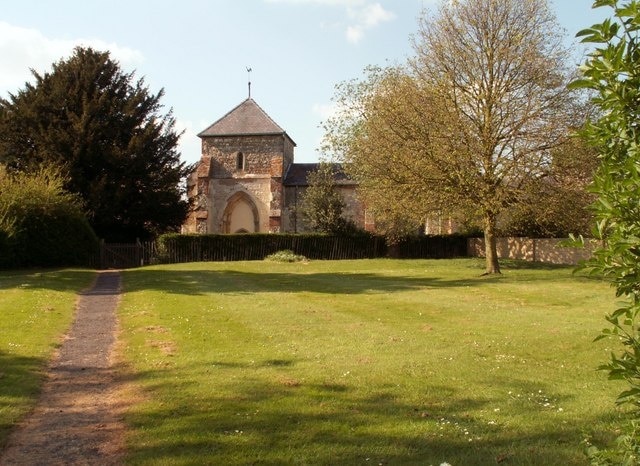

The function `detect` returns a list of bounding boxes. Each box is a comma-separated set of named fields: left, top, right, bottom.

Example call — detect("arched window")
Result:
left=236, top=152, right=245, bottom=171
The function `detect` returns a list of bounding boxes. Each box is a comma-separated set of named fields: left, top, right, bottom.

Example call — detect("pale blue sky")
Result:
left=0, top=0, right=607, bottom=164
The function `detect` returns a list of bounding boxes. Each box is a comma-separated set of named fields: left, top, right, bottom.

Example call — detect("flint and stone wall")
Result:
left=184, top=134, right=295, bottom=234
left=468, top=237, right=600, bottom=265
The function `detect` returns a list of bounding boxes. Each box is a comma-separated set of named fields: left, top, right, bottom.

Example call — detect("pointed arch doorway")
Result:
left=222, top=191, right=260, bottom=233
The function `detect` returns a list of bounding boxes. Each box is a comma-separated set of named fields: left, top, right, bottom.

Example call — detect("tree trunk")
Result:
left=483, top=211, right=501, bottom=275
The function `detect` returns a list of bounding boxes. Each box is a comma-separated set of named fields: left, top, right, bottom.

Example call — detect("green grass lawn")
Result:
left=0, top=268, right=96, bottom=447
left=118, top=258, right=627, bottom=465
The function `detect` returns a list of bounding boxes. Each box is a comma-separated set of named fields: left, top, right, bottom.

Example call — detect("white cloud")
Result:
left=264, top=0, right=395, bottom=44
left=0, top=21, right=143, bottom=96
left=312, top=101, right=339, bottom=121
left=346, top=25, right=365, bottom=44
left=266, top=0, right=366, bottom=5
left=351, top=3, right=395, bottom=28
left=346, top=3, right=395, bottom=43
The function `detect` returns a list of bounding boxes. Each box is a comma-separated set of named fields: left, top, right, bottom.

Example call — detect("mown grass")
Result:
left=118, top=258, right=626, bottom=465
left=0, top=268, right=96, bottom=447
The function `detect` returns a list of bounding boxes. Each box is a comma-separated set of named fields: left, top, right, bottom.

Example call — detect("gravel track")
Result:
left=1, top=271, right=126, bottom=466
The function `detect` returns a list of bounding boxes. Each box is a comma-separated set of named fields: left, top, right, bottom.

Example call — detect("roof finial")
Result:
left=246, top=66, right=252, bottom=99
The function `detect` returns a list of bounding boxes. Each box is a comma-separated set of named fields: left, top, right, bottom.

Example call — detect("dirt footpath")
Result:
left=1, top=271, right=126, bottom=466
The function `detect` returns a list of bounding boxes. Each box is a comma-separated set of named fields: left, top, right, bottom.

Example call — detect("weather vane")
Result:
left=246, top=67, right=252, bottom=98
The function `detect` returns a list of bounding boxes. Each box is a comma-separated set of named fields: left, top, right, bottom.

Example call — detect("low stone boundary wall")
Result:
left=467, top=237, right=600, bottom=265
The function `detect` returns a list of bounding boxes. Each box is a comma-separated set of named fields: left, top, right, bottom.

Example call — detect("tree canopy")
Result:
left=499, top=134, right=598, bottom=238
left=0, top=47, right=189, bottom=241
left=0, top=164, right=97, bottom=268
left=570, top=0, right=640, bottom=460
left=301, top=162, right=353, bottom=234
left=323, top=0, right=580, bottom=273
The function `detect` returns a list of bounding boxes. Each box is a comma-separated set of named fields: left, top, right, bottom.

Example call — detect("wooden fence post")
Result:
left=99, top=239, right=105, bottom=269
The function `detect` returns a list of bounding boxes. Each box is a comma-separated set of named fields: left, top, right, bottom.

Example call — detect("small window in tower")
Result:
left=236, top=152, right=245, bottom=171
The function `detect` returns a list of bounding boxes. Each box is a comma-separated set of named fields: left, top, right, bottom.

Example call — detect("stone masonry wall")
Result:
left=467, top=237, right=599, bottom=265
left=202, top=135, right=288, bottom=179
left=199, top=134, right=294, bottom=233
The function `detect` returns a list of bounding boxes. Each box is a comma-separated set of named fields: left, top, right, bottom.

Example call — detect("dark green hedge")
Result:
left=156, top=233, right=468, bottom=263
left=396, top=234, right=469, bottom=259
left=157, top=233, right=384, bottom=262
left=0, top=206, right=99, bottom=269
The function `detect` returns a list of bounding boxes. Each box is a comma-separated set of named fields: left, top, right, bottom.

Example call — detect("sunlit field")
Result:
left=118, top=259, right=625, bottom=465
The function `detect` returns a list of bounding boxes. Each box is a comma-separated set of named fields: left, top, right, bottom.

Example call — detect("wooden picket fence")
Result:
left=97, top=240, right=157, bottom=269
left=155, top=235, right=386, bottom=263
left=96, top=234, right=469, bottom=269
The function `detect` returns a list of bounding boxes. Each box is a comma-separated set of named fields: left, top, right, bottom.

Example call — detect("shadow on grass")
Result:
left=208, top=359, right=297, bottom=369
left=120, top=268, right=501, bottom=296
left=0, top=269, right=96, bottom=293
left=0, top=351, right=48, bottom=448
left=499, top=259, right=575, bottom=271
left=0, top=261, right=587, bottom=295
left=120, top=360, right=617, bottom=466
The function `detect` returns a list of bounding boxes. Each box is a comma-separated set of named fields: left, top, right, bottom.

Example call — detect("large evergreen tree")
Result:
left=0, top=47, right=189, bottom=241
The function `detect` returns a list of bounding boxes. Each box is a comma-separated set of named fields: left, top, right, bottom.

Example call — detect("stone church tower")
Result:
left=183, top=97, right=370, bottom=234
left=184, top=98, right=295, bottom=234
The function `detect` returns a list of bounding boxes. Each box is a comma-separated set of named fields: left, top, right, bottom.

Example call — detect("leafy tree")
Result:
left=300, top=162, right=355, bottom=234
left=323, top=0, right=577, bottom=274
left=0, top=47, right=189, bottom=241
left=571, top=0, right=640, bottom=461
left=500, top=133, right=599, bottom=237
left=0, top=164, right=98, bottom=268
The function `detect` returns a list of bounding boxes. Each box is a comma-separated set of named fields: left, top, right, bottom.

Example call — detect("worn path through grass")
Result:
left=0, top=268, right=96, bottom=446
left=0, top=270, right=125, bottom=464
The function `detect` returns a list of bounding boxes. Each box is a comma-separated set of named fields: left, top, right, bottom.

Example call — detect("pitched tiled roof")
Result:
left=198, top=98, right=292, bottom=140
left=283, top=163, right=356, bottom=187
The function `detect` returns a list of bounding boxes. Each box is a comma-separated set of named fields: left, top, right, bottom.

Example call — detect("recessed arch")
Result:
left=222, top=191, right=260, bottom=233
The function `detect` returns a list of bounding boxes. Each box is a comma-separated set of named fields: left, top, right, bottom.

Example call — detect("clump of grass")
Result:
left=264, top=249, right=307, bottom=262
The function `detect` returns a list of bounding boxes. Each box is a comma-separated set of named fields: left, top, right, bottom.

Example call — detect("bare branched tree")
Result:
left=324, top=0, right=579, bottom=274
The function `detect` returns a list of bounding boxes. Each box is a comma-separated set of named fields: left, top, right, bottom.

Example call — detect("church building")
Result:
left=182, top=97, right=371, bottom=234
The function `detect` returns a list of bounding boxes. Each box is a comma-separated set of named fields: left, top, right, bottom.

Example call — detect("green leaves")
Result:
left=593, top=0, right=618, bottom=8
left=568, top=78, right=597, bottom=90
left=0, top=164, right=98, bottom=267
left=580, top=0, right=640, bottom=442
left=300, top=162, right=354, bottom=234
left=0, top=47, right=189, bottom=241
left=576, top=19, right=620, bottom=43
